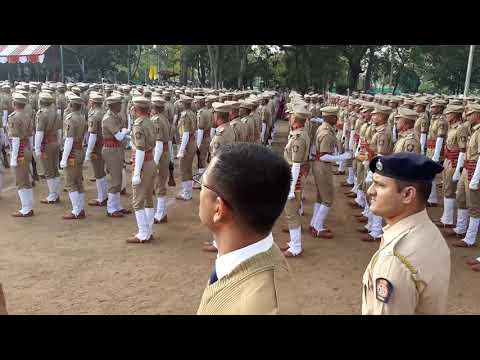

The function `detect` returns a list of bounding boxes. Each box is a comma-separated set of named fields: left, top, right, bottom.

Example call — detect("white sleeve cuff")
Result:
left=61, top=137, right=74, bottom=163
left=290, top=162, right=301, bottom=195
left=134, top=149, right=145, bottom=176
left=196, top=129, right=204, bottom=148
left=154, top=141, right=164, bottom=163
left=179, top=132, right=189, bottom=153
left=34, top=131, right=44, bottom=154
left=86, top=133, right=97, bottom=155
left=471, top=158, right=480, bottom=185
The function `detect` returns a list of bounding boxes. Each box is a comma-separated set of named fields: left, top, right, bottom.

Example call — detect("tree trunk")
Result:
left=349, top=62, right=362, bottom=91
left=180, top=47, right=188, bottom=85
left=131, top=45, right=143, bottom=80
left=364, top=47, right=375, bottom=92
left=238, top=45, right=248, bottom=89
left=217, top=46, right=223, bottom=89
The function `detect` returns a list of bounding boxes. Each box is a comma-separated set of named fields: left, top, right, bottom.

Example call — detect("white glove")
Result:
left=354, top=143, right=361, bottom=158
left=261, top=123, right=266, bottom=142
left=10, top=137, right=20, bottom=167
left=196, top=129, right=204, bottom=149
left=168, top=141, right=174, bottom=162
left=468, top=158, right=480, bottom=190
left=60, top=137, right=74, bottom=169
left=365, top=170, right=374, bottom=183
left=0, top=128, right=4, bottom=147
left=420, top=133, right=427, bottom=155
left=392, top=125, right=397, bottom=143
left=176, top=131, right=189, bottom=158
left=132, top=149, right=145, bottom=186
left=452, top=152, right=465, bottom=182
left=114, top=128, right=129, bottom=142
left=34, top=131, right=44, bottom=158
left=339, top=152, right=352, bottom=161
left=85, top=133, right=97, bottom=161
left=2, top=110, right=7, bottom=128
left=432, top=137, right=444, bottom=162
left=288, top=162, right=301, bottom=199
left=210, top=127, right=216, bottom=139
left=154, top=141, right=163, bottom=164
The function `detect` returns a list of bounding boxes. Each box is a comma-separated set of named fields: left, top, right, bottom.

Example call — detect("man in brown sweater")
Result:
left=195, top=143, right=299, bottom=314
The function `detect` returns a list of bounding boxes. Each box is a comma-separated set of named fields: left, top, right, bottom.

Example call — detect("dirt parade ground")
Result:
left=1, top=120, right=479, bottom=315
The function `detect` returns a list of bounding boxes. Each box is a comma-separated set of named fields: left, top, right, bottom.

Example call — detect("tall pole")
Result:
left=389, top=45, right=394, bottom=92
left=60, top=45, right=64, bottom=83
left=463, top=45, right=476, bottom=99
left=127, top=45, right=131, bottom=84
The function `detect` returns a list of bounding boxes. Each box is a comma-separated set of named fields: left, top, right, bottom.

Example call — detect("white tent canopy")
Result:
left=0, top=45, right=51, bottom=64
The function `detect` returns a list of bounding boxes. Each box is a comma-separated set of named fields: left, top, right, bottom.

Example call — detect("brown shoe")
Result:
left=433, top=220, right=454, bottom=228
left=107, top=211, right=124, bottom=218
left=119, top=208, right=132, bottom=215
left=357, top=217, right=368, bottom=224
left=452, top=240, right=474, bottom=248
left=471, top=264, right=480, bottom=272
left=442, top=228, right=465, bottom=238
left=126, top=236, right=149, bottom=244
left=62, top=211, right=85, bottom=220
left=314, top=230, right=334, bottom=239
left=279, top=243, right=290, bottom=251
left=154, top=215, right=168, bottom=224
left=89, top=178, right=96, bottom=182
left=40, top=197, right=60, bottom=204
left=88, top=198, right=107, bottom=206
left=333, top=171, right=345, bottom=176
left=202, top=244, right=218, bottom=252
left=357, top=226, right=369, bottom=234
left=341, top=182, right=353, bottom=187
left=427, top=202, right=437, bottom=208
left=120, top=189, right=127, bottom=195
left=11, top=210, right=34, bottom=217
left=283, top=249, right=303, bottom=257
left=354, top=213, right=366, bottom=218
left=466, top=257, right=480, bottom=266
left=361, top=234, right=381, bottom=242
left=346, top=193, right=357, bottom=198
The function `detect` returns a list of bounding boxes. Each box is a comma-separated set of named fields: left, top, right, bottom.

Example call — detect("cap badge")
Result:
left=376, top=160, right=383, bottom=171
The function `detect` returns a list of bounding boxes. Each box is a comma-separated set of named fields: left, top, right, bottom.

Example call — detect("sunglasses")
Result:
left=192, top=173, right=234, bottom=210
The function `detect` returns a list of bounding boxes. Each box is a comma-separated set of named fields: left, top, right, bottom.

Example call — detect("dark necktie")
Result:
left=209, top=267, right=218, bottom=285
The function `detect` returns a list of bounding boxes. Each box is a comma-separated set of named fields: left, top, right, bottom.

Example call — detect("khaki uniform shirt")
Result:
left=284, top=127, right=310, bottom=165
left=36, top=105, right=57, bottom=139
left=132, top=115, right=156, bottom=152
left=230, top=117, right=246, bottom=142
left=370, top=124, right=393, bottom=156
left=362, top=210, right=450, bottom=315
left=102, top=110, right=123, bottom=141
left=210, top=123, right=235, bottom=157
left=427, top=114, right=448, bottom=141
left=8, top=109, right=32, bottom=140
left=241, top=115, right=256, bottom=143
left=65, top=111, right=87, bottom=144
left=29, top=92, right=38, bottom=114
left=178, top=109, right=197, bottom=136
left=151, top=112, right=170, bottom=144
left=387, top=108, right=399, bottom=129
left=252, top=109, right=262, bottom=142
left=393, top=129, right=421, bottom=154
left=260, top=104, right=272, bottom=128
left=445, top=122, right=467, bottom=153
left=164, top=101, right=175, bottom=125
left=315, top=122, right=336, bottom=155
left=197, top=107, right=212, bottom=141
left=414, top=111, right=429, bottom=137
left=87, top=107, right=105, bottom=154
left=466, top=123, right=480, bottom=162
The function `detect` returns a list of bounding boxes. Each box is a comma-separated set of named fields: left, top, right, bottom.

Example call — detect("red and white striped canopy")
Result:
left=0, top=45, right=51, bottom=64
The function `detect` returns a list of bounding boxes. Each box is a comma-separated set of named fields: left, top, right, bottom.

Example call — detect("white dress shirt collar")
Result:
left=215, top=233, right=274, bottom=280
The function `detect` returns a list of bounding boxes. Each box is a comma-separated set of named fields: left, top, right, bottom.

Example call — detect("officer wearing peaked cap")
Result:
left=362, top=153, right=450, bottom=314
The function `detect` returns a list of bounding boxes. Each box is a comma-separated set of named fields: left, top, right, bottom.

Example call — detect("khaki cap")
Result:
left=69, top=94, right=84, bottom=105
left=106, top=95, right=122, bottom=105
left=194, top=96, right=206, bottom=101
left=371, top=105, right=392, bottom=115
left=89, top=93, right=104, bottom=103
left=415, top=98, right=429, bottom=106
left=225, top=100, right=241, bottom=109
left=444, top=104, right=464, bottom=114
left=12, top=92, right=28, bottom=104
left=151, top=96, right=166, bottom=106
left=360, top=102, right=375, bottom=112
left=431, top=99, right=448, bottom=107
left=38, top=92, right=54, bottom=103
left=395, top=107, right=418, bottom=121
left=132, top=96, right=150, bottom=108
left=239, top=100, right=254, bottom=110
left=293, top=104, right=312, bottom=119
left=206, top=95, right=217, bottom=102
left=212, top=102, right=232, bottom=113
left=180, top=94, right=193, bottom=103
left=466, top=103, right=480, bottom=116
left=320, top=106, right=339, bottom=116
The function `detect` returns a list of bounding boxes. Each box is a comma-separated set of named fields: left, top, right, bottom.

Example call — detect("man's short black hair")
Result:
left=395, top=180, right=432, bottom=204
left=210, top=143, right=291, bottom=235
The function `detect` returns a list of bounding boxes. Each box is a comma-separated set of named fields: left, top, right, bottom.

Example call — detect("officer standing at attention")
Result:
left=85, top=93, right=108, bottom=207
left=34, top=92, right=61, bottom=204
left=362, top=153, right=450, bottom=314
left=128, top=96, right=157, bottom=244
left=60, top=95, right=87, bottom=220
left=8, top=93, right=35, bottom=217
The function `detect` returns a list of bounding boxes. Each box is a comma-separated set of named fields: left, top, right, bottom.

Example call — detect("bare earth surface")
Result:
left=1, top=120, right=479, bottom=314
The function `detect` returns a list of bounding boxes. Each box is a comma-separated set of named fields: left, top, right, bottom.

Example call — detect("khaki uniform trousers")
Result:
left=312, top=160, right=334, bottom=207
left=456, top=169, right=468, bottom=210
left=102, top=147, right=123, bottom=193
left=284, top=191, right=302, bottom=230
left=198, top=136, right=210, bottom=169
left=154, top=152, right=170, bottom=197
left=65, top=149, right=85, bottom=193
left=41, top=142, right=60, bottom=179
left=465, top=169, right=480, bottom=218
left=442, top=159, right=457, bottom=199
left=132, top=160, right=155, bottom=211
left=180, top=138, right=196, bottom=181
left=90, top=153, right=106, bottom=179
left=15, top=149, right=32, bottom=190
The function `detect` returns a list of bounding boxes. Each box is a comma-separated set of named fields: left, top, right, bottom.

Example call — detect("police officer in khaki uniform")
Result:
left=452, top=103, right=480, bottom=248
left=101, top=95, right=131, bottom=217
left=413, top=98, right=430, bottom=155
left=434, top=104, right=466, bottom=229
left=239, top=100, right=256, bottom=143
left=260, top=95, right=272, bottom=145
left=84, top=93, right=108, bottom=207
left=60, top=95, right=87, bottom=220
left=226, top=100, right=246, bottom=142
left=362, top=153, right=449, bottom=314
left=279, top=104, right=310, bottom=257
left=9, top=93, right=35, bottom=217
left=150, top=96, right=171, bottom=224
left=311, top=106, right=352, bottom=239
left=176, top=95, right=197, bottom=201
left=425, top=99, right=448, bottom=207
left=202, top=102, right=236, bottom=253
left=193, top=96, right=212, bottom=188
left=128, top=96, right=157, bottom=244
left=34, top=92, right=61, bottom=204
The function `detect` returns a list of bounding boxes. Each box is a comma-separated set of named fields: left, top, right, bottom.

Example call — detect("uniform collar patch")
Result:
left=376, top=278, right=393, bottom=303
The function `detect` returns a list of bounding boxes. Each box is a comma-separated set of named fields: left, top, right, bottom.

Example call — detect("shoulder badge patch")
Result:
left=135, top=132, right=142, bottom=139
left=406, top=143, right=414, bottom=152
left=293, top=144, right=299, bottom=153
left=375, top=278, right=393, bottom=303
